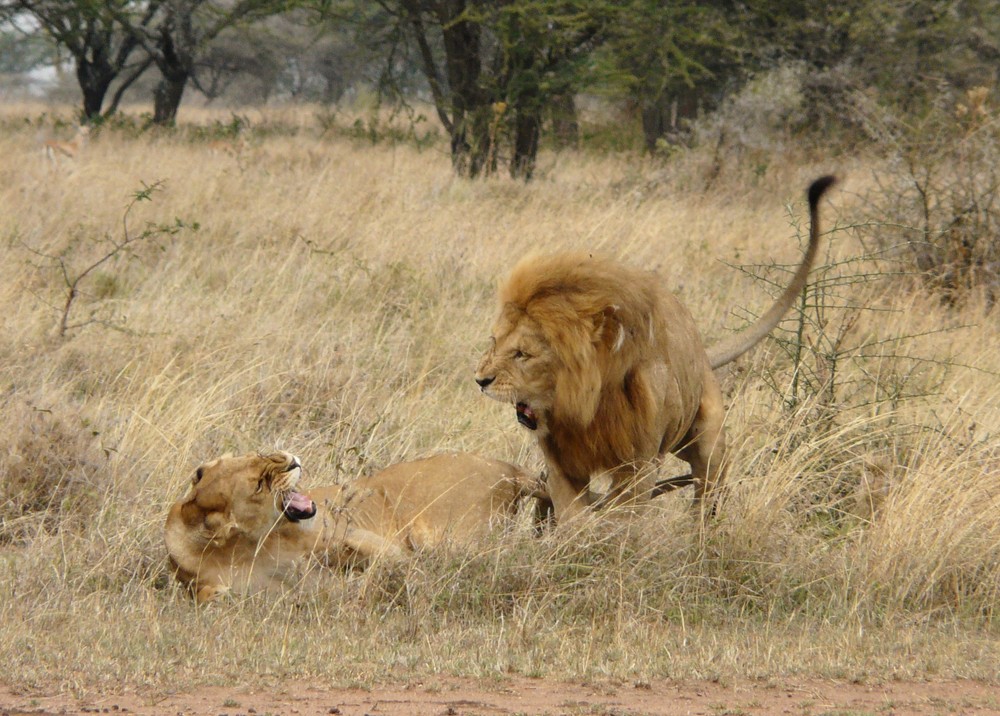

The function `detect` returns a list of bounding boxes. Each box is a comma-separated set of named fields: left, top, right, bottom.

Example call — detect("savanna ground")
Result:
left=1, top=102, right=998, bottom=715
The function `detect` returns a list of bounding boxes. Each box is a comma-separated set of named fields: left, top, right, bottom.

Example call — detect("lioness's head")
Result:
left=476, top=253, right=637, bottom=434
left=165, top=451, right=316, bottom=599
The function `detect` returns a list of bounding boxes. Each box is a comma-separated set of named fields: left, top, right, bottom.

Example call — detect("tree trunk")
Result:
left=642, top=93, right=698, bottom=152
left=640, top=100, right=669, bottom=154
left=438, top=2, right=492, bottom=177
left=550, top=93, right=579, bottom=149
left=153, top=71, right=188, bottom=125
left=76, top=62, right=114, bottom=121
left=511, top=107, right=540, bottom=180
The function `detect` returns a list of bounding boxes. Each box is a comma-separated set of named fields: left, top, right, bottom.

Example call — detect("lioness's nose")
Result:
left=476, top=376, right=494, bottom=388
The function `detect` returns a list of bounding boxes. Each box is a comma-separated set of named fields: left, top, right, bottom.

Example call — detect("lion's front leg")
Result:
left=545, top=464, right=593, bottom=522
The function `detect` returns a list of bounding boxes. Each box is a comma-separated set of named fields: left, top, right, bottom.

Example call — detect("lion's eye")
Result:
left=193, top=467, right=204, bottom=485
left=513, top=349, right=529, bottom=360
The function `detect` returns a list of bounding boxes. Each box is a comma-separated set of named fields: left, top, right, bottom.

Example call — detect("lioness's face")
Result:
left=475, top=309, right=555, bottom=433
left=180, top=451, right=315, bottom=542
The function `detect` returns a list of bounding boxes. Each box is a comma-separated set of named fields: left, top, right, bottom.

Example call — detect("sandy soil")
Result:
left=2, top=677, right=999, bottom=716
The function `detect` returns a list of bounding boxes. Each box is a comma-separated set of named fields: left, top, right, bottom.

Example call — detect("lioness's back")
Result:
left=354, top=452, right=529, bottom=543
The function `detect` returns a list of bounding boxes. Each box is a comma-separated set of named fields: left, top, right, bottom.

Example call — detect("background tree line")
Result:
left=1, top=0, right=998, bottom=179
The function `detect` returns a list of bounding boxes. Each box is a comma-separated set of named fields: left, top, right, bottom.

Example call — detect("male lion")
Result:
left=475, top=176, right=837, bottom=521
left=165, top=450, right=541, bottom=602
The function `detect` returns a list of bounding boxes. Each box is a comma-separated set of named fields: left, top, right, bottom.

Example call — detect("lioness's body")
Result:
left=476, top=177, right=836, bottom=521
left=165, top=451, right=538, bottom=602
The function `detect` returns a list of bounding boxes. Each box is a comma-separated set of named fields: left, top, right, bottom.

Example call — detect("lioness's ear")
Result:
left=178, top=503, right=235, bottom=545
left=180, top=501, right=206, bottom=528
left=202, top=512, right=237, bottom=545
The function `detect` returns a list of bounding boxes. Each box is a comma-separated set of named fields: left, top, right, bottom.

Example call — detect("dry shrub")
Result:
left=685, top=63, right=810, bottom=186
left=857, top=86, right=1000, bottom=305
left=0, top=399, right=108, bottom=543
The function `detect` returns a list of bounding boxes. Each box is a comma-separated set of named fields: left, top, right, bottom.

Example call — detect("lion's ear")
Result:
left=594, top=305, right=625, bottom=353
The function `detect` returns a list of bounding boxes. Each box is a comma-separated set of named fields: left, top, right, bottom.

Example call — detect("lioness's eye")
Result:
left=193, top=467, right=204, bottom=484
left=513, top=349, right=529, bottom=360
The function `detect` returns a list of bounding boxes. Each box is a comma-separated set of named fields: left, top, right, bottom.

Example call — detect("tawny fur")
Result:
left=44, top=125, right=90, bottom=162
left=165, top=451, right=541, bottom=602
left=475, top=176, right=837, bottom=521
left=206, top=137, right=248, bottom=157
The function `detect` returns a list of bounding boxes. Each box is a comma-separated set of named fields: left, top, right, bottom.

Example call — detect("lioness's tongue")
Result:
left=283, top=491, right=316, bottom=519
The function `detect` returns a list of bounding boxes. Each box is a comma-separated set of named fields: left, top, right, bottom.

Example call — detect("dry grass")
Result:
left=1, top=104, right=998, bottom=693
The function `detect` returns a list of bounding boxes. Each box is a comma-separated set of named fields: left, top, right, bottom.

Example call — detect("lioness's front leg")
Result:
left=195, top=582, right=231, bottom=604
left=341, top=526, right=407, bottom=565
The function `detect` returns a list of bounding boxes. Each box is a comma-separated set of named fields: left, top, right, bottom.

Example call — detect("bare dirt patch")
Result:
left=2, top=677, right=999, bottom=716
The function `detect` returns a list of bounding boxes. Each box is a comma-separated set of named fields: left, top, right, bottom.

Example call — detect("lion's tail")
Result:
left=706, top=175, right=837, bottom=370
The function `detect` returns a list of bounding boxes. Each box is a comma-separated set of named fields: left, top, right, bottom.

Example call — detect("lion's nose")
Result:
left=476, top=376, right=494, bottom=388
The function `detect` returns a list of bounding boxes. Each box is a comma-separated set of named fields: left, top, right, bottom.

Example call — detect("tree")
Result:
left=599, top=0, right=744, bottom=152
left=114, top=0, right=289, bottom=124
left=340, top=0, right=606, bottom=179
left=496, top=3, right=603, bottom=179
left=0, top=13, right=51, bottom=74
left=3, top=0, right=285, bottom=123
left=192, top=14, right=372, bottom=104
left=737, top=0, right=1000, bottom=132
left=1, top=0, right=152, bottom=120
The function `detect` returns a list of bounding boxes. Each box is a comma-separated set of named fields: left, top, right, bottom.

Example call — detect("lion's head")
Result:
left=164, top=451, right=316, bottom=601
left=475, top=252, right=660, bottom=438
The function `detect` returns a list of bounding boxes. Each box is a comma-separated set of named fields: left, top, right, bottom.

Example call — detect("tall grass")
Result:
left=1, top=106, right=998, bottom=692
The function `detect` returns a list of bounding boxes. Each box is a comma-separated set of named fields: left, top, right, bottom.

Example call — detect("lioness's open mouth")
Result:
left=282, top=491, right=317, bottom=522
left=516, top=402, right=538, bottom=431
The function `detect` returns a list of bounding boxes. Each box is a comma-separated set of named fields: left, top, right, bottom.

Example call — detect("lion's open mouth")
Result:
left=282, top=491, right=317, bottom=522
left=516, top=402, right=538, bottom=431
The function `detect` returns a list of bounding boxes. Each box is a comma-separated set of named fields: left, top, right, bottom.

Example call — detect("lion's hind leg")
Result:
left=593, top=462, right=660, bottom=511
left=676, top=375, right=728, bottom=517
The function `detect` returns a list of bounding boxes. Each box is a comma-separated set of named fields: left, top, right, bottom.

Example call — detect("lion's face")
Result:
left=476, top=289, right=609, bottom=435
left=173, top=451, right=315, bottom=545
left=476, top=308, right=557, bottom=433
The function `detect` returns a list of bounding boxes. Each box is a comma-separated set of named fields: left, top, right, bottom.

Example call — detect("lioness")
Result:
left=475, top=176, right=837, bottom=521
left=165, top=450, right=540, bottom=602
